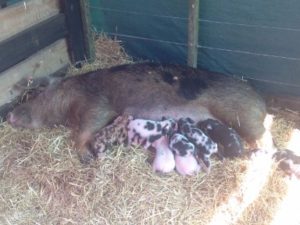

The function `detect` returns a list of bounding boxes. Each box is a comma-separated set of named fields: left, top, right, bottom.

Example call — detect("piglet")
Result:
left=197, top=119, right=244, bottom=158
left=178, top=117, right=218, bottom=169
left=151, top=136, right=176, bottom=173
left=89, top=115, right=133, bottom=157
left=127, top=117, right=177, bottom=149
left=169, top=133, right=200, bottom=176
left=273, top=149, right=300, bottom=179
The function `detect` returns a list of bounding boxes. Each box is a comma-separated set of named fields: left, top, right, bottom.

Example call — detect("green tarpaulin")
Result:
left=89, top=0, right=300, bottom=96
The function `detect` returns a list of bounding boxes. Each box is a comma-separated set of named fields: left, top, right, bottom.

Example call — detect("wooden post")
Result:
left=187, top=0, right=199, bottom=68
left=63, top=0, right=87, bottom=67
left=80, top=0, right=95, bottom=62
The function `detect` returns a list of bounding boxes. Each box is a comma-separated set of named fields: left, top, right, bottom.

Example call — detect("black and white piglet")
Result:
left=273, top=149, right=300, bottom=179
left=197, top=119, right=244, bottom=158
left=169, top=133, right=201, bottom=176
left=177, top=117, right=218, bottom=169
left=127, top=117, right=177, bottom=149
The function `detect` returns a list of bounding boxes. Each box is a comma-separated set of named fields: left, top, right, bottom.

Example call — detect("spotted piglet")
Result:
left=89, top=115, right=133, bottom=157
left=151, top=136, right=176, bottom=173
left=178, top=118, right=218, bottom=170
left=273, top=149, right=300, bottom=179
left=197, top=119, right=244, bottom=158
left=127, top=117, right=177, bottom=149
left=169, top=133, right=201, bottom=176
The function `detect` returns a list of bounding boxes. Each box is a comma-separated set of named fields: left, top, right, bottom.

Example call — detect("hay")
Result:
left=271, top=116, right=295, bottom=149
left=0, top=122, right=247, bottom=225
left=0, top=119, right=291, bottom=225
left=0, top=36, right=296, bottom=225
left=67, top=33, right=133, bottom=76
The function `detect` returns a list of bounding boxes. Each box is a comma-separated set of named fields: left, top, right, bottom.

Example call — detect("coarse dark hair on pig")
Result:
left=7, top=62, right=266, bottom=163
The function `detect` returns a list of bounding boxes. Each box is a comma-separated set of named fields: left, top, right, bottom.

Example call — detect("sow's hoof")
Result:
left=78, top=150, right=96, bottom=164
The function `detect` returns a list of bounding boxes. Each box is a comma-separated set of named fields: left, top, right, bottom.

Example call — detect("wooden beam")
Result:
left=0, top=0, right=60, bottom=42
left=0, top=39, right=70, bottom=107
left=187, top=0, right=199, bottom=68
left=0, top=13, right=67, bottom=73
left=80, top=0, right=95, bottom=62
left=63, top=0, right=87, bottom=66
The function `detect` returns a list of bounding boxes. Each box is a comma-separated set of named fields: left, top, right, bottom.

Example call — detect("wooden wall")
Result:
left=0, top=0, right=91, bottom=119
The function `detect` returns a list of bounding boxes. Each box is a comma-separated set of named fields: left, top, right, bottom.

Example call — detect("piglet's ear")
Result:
left=187, top=117, right=195, bottom=124
left=177, top=118, right=184, bottom=126
left=128, top=115, right=134, bottom=120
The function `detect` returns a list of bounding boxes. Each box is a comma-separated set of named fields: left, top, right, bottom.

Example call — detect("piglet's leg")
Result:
left=75, top=105, right=117, bottom=163
left=127, top=130, right=134, bottom=146
left=143, top=141, right=152, bottom=150
left=90, top=140, right=107, bottom=158
left=175, top=155, right=200, bottom=176
left=197, top=157, right=210, bottom=173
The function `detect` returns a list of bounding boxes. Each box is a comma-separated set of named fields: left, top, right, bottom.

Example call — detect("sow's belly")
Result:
left=123, top=103, right=215, bottom=122
left=111, top=73, right=214, bottom=121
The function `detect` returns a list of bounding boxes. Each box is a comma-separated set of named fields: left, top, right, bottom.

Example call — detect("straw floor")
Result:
left=0, top=34, right=297, bottom=225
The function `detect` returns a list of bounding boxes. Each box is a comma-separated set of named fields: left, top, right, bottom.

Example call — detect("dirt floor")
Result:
left=0, top=34, right=299, bottom=225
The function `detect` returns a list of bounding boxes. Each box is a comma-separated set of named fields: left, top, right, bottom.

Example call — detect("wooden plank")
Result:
left=0, top=13, right=67, bottom=73
left=0, top=39, right=70, bottom=107
left=0, top=0, right=60, bottom=41
left=187, top=0, right=199, bottom=68
left=80, top=0, right=95, bottom=62
left=63, top=0, right=87, bottom=66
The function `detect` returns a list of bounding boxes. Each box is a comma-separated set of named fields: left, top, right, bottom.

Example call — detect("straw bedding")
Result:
left=0, top=34, right=297, bottom=225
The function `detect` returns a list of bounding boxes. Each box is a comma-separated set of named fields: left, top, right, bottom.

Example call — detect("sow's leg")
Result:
left=72, top=100, right=117, bottom=164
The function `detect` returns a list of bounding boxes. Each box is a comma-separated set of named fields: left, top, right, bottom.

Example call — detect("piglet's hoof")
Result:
left=88, top=145, right=106, bottom=159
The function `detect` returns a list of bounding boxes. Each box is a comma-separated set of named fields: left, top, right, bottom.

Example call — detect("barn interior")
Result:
left=0, top=1, right=300, bottom=224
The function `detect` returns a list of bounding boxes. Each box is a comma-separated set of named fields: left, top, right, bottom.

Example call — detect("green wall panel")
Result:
left=89, top=0, right=300, bottom=96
